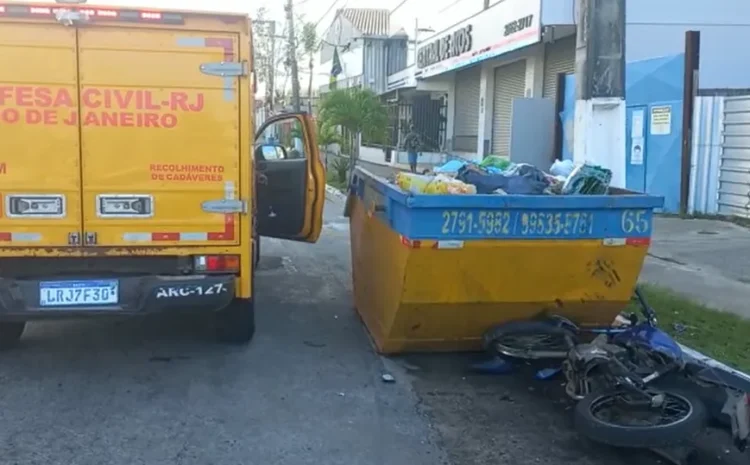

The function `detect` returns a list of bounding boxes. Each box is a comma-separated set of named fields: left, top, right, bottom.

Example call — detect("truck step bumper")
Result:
left=0, top=275, right=235, bottom=320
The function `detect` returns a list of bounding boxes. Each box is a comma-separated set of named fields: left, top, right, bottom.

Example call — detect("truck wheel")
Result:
left=0, top=322, right=25, bottom=349
left=253, top=236, right=261, bottom=267
left=215, top=299, right=256, bottom=344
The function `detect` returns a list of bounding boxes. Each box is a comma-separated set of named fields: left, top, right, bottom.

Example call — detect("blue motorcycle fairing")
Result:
left=612, top=323, right=683, bottom=361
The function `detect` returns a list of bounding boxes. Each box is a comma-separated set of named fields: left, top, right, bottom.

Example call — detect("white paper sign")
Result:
left=650, top=106, right=672, bottom=135
left=631, top=110, right=644, bottom=138
left=631, top=138, right=644, bottom=165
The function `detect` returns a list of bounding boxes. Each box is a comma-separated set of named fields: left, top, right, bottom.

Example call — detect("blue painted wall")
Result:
left=626, top=0, right=750, bottom=89
left=559, top=54, right=685, bottom=212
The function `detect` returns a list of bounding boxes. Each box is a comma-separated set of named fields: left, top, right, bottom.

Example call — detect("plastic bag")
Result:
left=550, top=159, right=575, bottom=177
left=395, top=172, right=476, bottom=195
left=424, top=174, right=477, bottom=194
left=480, top=155, right=512, bottom=171
left=561, top=163, right=612, bottom=195
left=395, top=172, right=433, bottom=194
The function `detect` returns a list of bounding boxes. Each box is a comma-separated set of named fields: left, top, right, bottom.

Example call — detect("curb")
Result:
left=325, top=184, right=348, bottom=201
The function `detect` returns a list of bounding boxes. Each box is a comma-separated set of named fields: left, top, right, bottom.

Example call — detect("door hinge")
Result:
left=199, top=61, right=248, bottom=77
left=68, top=232, right=81, bottom=246
left=201, top=199, right=247, bottom=214
left=85, top=232, right=98, bottom=246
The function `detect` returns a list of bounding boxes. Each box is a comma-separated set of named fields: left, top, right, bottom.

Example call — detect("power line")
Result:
left=314, top=0, right=342, bottom=27
left=438, top=0, right=467, bottom=15
left=389, top=0, right=410, bottom=15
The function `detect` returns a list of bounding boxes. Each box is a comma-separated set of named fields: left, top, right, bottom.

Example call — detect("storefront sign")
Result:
left=417, top=25, right=473, bottom=69
left=415, top=0, right=541, bottom=79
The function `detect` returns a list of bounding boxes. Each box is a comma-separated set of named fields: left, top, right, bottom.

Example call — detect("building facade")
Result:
left=318, top=8, right=409, bottom=95
left=382, top=0, right=750, bottom=169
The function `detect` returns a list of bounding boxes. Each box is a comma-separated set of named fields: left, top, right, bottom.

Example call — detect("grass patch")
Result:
left=326, top=172, right=347, bottom=192
left=626, top=284, right=750, bottom=372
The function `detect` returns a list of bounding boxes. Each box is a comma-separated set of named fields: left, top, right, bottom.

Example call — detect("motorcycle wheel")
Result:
left=481, top=321, right=576, bottom=360
left=574, top=388, right=707, bottom=448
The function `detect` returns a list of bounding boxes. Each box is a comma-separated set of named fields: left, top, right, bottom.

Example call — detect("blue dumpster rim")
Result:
left=352, top=167, right=665, bottom=210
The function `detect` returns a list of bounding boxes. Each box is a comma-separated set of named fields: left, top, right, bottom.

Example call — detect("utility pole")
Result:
left=573, top=0, right=626, bottom=186
left=285, top=0, right=301, bottom=112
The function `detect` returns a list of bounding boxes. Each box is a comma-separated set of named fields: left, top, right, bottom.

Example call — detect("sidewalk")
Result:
left=642, top=217, right=750, bottom=318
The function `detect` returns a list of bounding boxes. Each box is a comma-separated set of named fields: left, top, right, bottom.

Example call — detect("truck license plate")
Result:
left=39, top=280, right=119, bottom=307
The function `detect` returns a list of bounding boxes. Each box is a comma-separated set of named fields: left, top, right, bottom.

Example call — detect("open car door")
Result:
left=254, top=113, right=326, bottom=243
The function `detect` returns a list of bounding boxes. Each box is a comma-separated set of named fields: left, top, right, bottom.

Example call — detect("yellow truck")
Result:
left=0, top=1, right=326, bottom=347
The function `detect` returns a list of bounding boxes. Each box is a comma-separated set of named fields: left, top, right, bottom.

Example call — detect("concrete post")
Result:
left=572, top=0, right=626, bottom=187
left=477, top=64, right=495, bottom=157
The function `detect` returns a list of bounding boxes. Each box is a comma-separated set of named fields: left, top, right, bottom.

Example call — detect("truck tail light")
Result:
left=97, top=195, right=153, bottom=218
left=6, top=195, right=65, bottom=218
left=194, top=255, right=240, bottom=273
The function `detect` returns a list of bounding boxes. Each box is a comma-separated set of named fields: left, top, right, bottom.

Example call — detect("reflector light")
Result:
left=96, top=9, right=117, bottom=17
left=6, top=195, right=65, bottom=218
left=193, top=255, right=240, bottom=273
left=0, top=6, right=6, bottom=13
left=140, top=11, right=160, bottom=19
left=97, top=195, right=153, bottom=218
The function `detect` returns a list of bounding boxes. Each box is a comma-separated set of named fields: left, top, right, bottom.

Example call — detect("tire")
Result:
left=574, top=388, right=707, bottom=448
left=481, top=321, right=576, bottom=360
left=253, top=235, right=261, bottom=267
left=0, top=321, right=25, bottom=350
left=215, top=298, right=256, bottom=344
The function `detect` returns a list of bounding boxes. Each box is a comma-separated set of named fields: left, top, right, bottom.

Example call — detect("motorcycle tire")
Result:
left=481, top=321, right=577, bottom=360
left=574, top=388, right=708, bottom=449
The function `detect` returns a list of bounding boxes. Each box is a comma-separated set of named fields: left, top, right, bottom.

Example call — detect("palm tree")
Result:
left=301, top=22, right=317, bottom=115
left=318, top=88, right=388, bottom=180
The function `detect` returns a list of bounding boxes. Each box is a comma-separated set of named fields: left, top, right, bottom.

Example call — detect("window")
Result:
left=256, top=118, right=307, bottom=160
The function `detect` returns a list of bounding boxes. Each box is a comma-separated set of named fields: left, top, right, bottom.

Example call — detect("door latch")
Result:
left=84, top=232, right=98, bottom=246
left=68, top=232, right=80, bottom=246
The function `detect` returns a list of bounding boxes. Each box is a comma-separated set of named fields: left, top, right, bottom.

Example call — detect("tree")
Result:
left=301, top=22, right=317, bottom=114
left=318, top=88, right=388, bottom=180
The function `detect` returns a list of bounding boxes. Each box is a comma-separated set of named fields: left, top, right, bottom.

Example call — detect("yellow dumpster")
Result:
left=348, top=167, right=664, bottom=355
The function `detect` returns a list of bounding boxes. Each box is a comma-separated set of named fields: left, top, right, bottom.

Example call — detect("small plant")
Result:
left=330, top=156, right=350, bottom=184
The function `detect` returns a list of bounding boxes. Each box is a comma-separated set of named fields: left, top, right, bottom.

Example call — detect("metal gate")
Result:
left=454, top=67, right=481, bottom=152
left=543, top=36, right=576, bottom=99
left=720, top=96, right=750, bottom=218
left=491, top=60, right=527, bottom=156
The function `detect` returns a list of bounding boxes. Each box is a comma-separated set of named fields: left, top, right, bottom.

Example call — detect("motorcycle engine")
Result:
left=564, top=335, right=627, bottom=399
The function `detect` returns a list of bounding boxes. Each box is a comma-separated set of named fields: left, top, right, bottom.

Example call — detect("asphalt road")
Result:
left=0, top=197, right=745, bottom=465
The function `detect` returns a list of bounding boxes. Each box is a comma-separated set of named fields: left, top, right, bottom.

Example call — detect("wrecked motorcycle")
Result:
left=481, top=287, right=750, bottom=457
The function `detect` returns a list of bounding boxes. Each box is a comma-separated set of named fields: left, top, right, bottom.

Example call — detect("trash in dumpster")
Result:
left=395, top=172, right=476, bottom=195
left=479, top=155, right=512, bottom=171
left=561, top=163, right=612, bottom=195
left=456, top=164, right=551, bottom=195
left=478, top=287, right=750, bottom=459
left=402, top=156, right=612, bottom=196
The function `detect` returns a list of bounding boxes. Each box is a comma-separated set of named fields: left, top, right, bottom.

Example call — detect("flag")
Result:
left=330, top=46, right=342, bottom=90
left=330, top=46, right=343, bottom=77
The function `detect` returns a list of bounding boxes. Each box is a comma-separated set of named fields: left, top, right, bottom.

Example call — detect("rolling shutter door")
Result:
left=542, top=36, right=576, bottom=99
left=491, top=60, right=527, bottom=156
left=453, top=67, right=481, bottom=152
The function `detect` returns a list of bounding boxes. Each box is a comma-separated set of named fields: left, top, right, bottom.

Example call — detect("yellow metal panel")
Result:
left=0, top=23, right=81, bottom=248
left=350, top=196, right=648, bottom=354
left=77, top=28, right=241, bottom=247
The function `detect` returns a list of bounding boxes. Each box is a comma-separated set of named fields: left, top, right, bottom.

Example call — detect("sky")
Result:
left=10, top=0, right=494, bottom=96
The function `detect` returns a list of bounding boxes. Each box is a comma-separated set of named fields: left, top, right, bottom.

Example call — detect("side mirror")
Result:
left=255, top=144, right=287, bottom=161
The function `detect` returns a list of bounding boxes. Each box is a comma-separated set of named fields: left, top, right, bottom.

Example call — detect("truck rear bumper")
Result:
left=0, top=275, right=235, bottom=320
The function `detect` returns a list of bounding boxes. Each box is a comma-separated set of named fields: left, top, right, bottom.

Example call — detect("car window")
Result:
left=257, top=118, right=307, bottom=160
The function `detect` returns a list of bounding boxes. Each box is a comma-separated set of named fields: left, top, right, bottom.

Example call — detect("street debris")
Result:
left=381, top=373, right=396, bottom=383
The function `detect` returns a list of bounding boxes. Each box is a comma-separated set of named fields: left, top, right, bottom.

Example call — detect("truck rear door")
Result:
left=0, top=22, right=81, bottom=248
left=78, top=27, right=242, bottom=247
